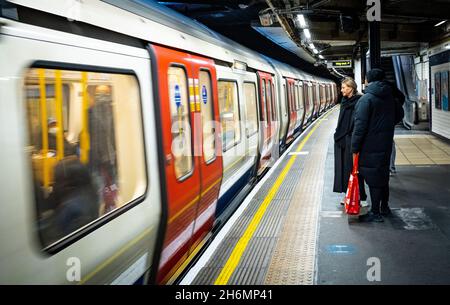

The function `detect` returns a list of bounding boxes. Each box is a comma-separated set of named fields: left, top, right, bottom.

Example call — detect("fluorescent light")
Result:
left=313, top=48, right=319, bottom=54
left=319, top=55, right=324, bottom=59
left=434, top=20, right=446, bottom=27
left=445, top=44, right=450, bottom=50
left=303, top=28, right=311, bottom=39
left=297, top=14, right=307, bottom=28
left=309, top=43, right=315, bottom=49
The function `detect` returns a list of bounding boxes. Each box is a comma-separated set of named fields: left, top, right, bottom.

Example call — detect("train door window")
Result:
left=291, top=84, right=296, bottom=111
left=322, top=85, right=326, bottom=103
left=168, top=66, right=193, bottom=179
left=270, top=81, right=276, bottom=121
left=265, top=79, right=272, bottom=121
left=199, top=70, right=215, bottom=163
left=24, top=67, right=146, bottom=249
left=218, top=80, right=241, bottom=151
left=289, top=83, right=294, bottom=112
left=260, top=80, right=266, bottom=121
left=299, top=83, right=304, bottom=111
left=294, top=84, right=299, bottom=111
left=303, top=83, right=308, bottom=111
left=243, top=82, right=258, bottom=137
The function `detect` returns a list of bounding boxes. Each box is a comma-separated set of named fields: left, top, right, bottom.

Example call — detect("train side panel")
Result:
left=215, top=66, right=259, bottom=216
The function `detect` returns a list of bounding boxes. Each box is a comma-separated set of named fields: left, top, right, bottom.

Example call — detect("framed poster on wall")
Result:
left=441, top=71, right=449, bottom=111
left=435, top=72, right=441, bottom=109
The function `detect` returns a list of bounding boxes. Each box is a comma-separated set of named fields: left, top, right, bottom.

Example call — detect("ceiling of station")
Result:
left=158, top=0, right=450, bottom=77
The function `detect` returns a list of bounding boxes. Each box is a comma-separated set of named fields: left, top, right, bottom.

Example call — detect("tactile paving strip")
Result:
left=264, top=112, right=337, bottom=285
left=191, top=109, right=338, bottom=284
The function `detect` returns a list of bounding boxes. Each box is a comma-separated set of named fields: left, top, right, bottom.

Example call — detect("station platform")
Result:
left=180, top=106, right=450, bottom=285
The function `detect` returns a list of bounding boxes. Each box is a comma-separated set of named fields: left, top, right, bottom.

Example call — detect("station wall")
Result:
left=429, top=44, right=450, bottom=141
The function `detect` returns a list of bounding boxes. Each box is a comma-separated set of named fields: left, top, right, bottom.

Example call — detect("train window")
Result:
left=265, top=80, right=272, bottom=122
left=294, top=84, right=299, bottom=111
left=243, top=82, right=258, bottom=137
left=260, top=80, right=266, bottom=121
left=290, top=83, right=295, bottom=112
left=303, top=84, right=308, bottom=112
left=218, top=80, right=241, bottom=151
left=270, top=81, right=276, bottom=121
left=199, top=70, right=215, bottom=163
left=168, top=66, right=193, bottom=179
left=25, top=67, right=146, bottom=248
left=291, top=83, right=295, bottom=112
left=298, top=83, right=304, bottom=111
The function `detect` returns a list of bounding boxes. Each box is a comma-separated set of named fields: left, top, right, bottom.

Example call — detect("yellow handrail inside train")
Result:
left=80, top=71, right=90, bottom=164
left=55, top=70, right=64, bottom=161
left=38, top=69, right=49, bottom=188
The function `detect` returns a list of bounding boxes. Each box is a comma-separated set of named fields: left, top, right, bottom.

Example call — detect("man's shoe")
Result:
left=380, top=206, right=392, bottom=216
left=359, top=211, right=384, bottom=223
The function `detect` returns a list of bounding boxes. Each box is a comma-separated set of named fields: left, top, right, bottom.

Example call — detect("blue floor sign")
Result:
left=326, top=244, right=356, bottom=254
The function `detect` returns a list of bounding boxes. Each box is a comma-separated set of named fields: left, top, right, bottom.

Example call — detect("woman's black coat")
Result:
left=351, top=80, right=397, bottom=187
left=333, top=94, right=361, bottom=193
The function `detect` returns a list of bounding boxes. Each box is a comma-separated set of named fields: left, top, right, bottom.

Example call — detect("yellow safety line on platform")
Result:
left=214, top=108, right=335, bottom=285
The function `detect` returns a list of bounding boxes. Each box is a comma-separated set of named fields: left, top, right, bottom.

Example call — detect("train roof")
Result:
left=7, top=0, right=275, bottom=74
left=264, top=56, right=313, bottom=81
left=265, top=56, right=335, bottom=84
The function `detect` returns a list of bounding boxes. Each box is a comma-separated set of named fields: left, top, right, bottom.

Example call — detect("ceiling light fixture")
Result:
left=303, top=28, right=311, bottom=39
left=313, top=48, right=319, bottom=54
left=319, top=55, right=324, bottom=59
left=297, top=14, right=307, bottom=28
left=434, top=20, right=446, bottom=27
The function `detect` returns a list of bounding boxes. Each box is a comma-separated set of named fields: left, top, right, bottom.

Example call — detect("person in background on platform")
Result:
left=352, top=68, right=398, bottom=222
left=387, top=82, right=405, bottom=175
left=333, top=77, right=367, bottom=206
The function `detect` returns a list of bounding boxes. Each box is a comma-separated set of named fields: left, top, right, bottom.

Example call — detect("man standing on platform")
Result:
left=351, top=69, right=398, bottom=222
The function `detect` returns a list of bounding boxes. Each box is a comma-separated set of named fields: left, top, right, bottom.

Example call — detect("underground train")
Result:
left=0, top=0, right=337, bottom=284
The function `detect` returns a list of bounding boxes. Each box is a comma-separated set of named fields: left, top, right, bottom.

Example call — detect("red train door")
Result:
left=257, top=71, right=274, bottom=173
left=151, top=45, right=222, bottom=284
left=189, top=56, right=223, bottom=254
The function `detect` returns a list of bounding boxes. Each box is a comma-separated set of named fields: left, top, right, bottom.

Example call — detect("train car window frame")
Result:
left=265, top=79, right=272, bottom=122
left=260, top=79, right=267, bottom=121
left=298, top=81, right=304, bottom=111
left=270, top=80, right=276, bottom=121
left=290, top=83, right=295, bottom=112
left=24, top=61, right=149, bottom=254
left=243, top=81, right=259, bottom=138
left=168, top=64, right=195, bottom=182
left=218, top=79, right=242, bottom=152
left=198, top=68, right=216, bottom=165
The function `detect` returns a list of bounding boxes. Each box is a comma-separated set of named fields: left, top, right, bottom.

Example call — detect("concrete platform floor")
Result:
left=318, top=131, right=450, bottom=284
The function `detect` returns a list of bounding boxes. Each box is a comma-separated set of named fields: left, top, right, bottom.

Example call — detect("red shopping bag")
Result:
left=344, top=153, right=360, bottom=215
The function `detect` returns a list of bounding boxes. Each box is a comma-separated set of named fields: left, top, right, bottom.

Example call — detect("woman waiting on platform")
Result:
left=333, top=77, right=367, bottom=206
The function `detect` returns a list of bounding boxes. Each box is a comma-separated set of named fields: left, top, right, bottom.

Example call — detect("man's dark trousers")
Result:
left=368, top=185, right=389, bottom=214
